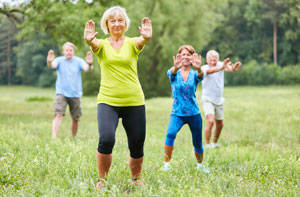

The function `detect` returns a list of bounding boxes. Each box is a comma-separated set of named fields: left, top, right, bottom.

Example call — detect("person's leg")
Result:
left=194, top=152, right=203, bottom=164
left=212, top=103, right=224, bottom=146
left=97, top=152, right=112, bottom=178
left=164, top=115, right=184, bottom=163
left=205, top=114, right=215, bottom=145
left=52, top=114, right=63, bottom=139
left=187, top=114, right=204, bottom=164
left=188, top=114, right=209, bottom=173
left=71, top=119, right=79, bottom=138
left=121, top=105, right=146, bottom=180
left=68, top=97, right=81, bottom=138
left=213, top=120, right=223, bottom=143
left=52, top=94, right=67, bottom=139
left=164, top=145, right=174, bottom=162
left=97, top=103, right=119, bottom=179
left=202, top=101, right=215, bottom=146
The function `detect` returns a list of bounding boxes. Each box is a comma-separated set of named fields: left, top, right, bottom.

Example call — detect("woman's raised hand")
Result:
left=139, top=17, right=152, bottom=41
left=84, top=20, right=98, bottom=44
left=191, top=53, right=202, bottom=71
left=173, top=54, right=183, bottom=70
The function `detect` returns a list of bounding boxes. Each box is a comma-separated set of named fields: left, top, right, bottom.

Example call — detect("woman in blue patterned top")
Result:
left=163, top=45, right=229, bottom=172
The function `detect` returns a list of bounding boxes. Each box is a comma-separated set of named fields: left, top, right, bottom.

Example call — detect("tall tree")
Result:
left=0, top=4, right=24, bottom=85
left=258, top=0, right=287, bottom=65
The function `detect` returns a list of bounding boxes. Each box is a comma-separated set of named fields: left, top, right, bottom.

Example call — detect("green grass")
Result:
left=0, top=85, right=299, bottom=196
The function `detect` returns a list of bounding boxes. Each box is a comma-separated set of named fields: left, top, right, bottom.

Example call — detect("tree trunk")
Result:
left=273, top=21, right=277, bottom=65
left=7, top=34, right=11, bottom=85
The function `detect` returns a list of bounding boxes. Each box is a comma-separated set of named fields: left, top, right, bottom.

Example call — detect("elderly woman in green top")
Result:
left=84, top=6, right=152, bottom=189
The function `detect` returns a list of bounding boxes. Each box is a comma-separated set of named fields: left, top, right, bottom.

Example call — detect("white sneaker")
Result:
left=197, top=164, right=210, bottom=173
left=163, top=163, right=170, bottom=171
left=205, top=144, right=212, bottom=149
left=211, top=143, right=219, bottom=148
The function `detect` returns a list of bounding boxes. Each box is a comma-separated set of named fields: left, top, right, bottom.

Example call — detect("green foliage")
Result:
left=225, top=61, right=300, bottom=86
left=82, top=64, right=101, bottom=96
left=15, top=38, right=57, bottom=87
left=26, top=96, right=52, bottom=102
left=0, top=86, right=299, bottom=195
left=0, top=16, right=21, bottom=85
left=123, top=0, right=227, bottom=98
left=2, top=0, right=300, bottom=96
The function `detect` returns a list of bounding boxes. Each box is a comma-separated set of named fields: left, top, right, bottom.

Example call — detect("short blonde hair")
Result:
left=62, top=42, right=76, bottom=51
left=206, top=50, right=219, bottom=59
left=100, top=6, right=130, bottom=35
left=177, top=45, right=196, bottom=55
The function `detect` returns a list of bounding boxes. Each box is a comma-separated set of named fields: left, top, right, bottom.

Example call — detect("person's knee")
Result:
left=194, top=145, right=204, bottom=154
left=55, top=114, right=63, bottom=119
left=97, top=137, right=115, bottom=154
left=167, top=133, right=176, bottom=141
left=206, top=119, right=214, bottom=127
left=129, top=143, right=144, bottom=158
left=216, top=120, right=224, bottom=128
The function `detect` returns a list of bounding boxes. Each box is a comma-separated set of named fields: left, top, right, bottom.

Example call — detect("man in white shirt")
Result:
left=201, top=50, right=241, bottom=149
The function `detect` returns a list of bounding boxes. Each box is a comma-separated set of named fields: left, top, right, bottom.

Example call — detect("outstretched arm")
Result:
left=136, top=17, right=152, bottom=50
left=47, top=50, right=58, bottom=69
left=224, top=61, right=242, bottom=72
left=206, top=58, right=230, bottom=75
left=84, top=20, right=101, bottom=52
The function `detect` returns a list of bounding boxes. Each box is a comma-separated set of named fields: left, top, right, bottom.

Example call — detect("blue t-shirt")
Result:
left=167, top=69, right=203, bottom=116
left=53, top=56, right=86, bottom=98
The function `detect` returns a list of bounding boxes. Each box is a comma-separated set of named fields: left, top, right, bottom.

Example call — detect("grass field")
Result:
left=0, top=86, right=299, bottom=196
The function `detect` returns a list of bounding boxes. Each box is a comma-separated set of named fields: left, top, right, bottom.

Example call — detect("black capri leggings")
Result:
left=97, top=103, right=146, bottom=158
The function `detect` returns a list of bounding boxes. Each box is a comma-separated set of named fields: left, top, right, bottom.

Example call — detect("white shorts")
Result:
left=202, top=100, right=224, bottom=120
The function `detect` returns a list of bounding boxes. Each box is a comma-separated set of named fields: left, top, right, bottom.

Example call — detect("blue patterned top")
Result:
left=167, top=69, right=203, bottom=116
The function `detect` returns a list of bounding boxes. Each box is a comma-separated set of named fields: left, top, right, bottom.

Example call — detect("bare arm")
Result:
left=84, top=20, right=101, bottom=52
left=206, top=58, right=230, bottom=75
left=47, top=50, right=58, bottom=69
left=135, top=17, right=152, bottom=50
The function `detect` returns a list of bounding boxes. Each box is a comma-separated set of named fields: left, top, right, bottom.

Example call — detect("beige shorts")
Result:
left=202, top=100, right=224, bottom=120
left=54, top=94, right=82, bottom=120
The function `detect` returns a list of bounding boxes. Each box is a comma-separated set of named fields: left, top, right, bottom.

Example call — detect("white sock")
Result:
left=197, top=163, right=203, bottom=168
left=164, top=162, right=170, bottom=167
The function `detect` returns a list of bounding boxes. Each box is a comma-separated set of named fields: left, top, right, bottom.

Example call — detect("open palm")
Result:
left=84, top=20, right=98, bottom=43
left=192, top=53, right=201, bottom=70
left=139, top=17, right=152, bottom=40
left=173, top=54, right=183, bottom=70
left=47, top=50, right=56, bottom=63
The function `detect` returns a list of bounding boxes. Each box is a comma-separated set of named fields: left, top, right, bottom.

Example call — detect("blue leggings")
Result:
left=165, top=114, right=204, bottom=153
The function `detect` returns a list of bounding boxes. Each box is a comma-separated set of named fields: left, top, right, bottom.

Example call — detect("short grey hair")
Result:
left=100, top=6, right=130, bottom=35
left=62, top=42, right=76, bottom=51
left=206, top=50, right=219, bottom=59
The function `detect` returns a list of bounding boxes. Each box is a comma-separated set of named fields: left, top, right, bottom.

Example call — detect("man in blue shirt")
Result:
left=47, top=42, right=93, bottom=139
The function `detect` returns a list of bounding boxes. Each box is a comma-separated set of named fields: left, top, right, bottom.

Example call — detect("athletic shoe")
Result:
left=205, top=144, right=212, bottom=149
left=163, top=163, right=171, bottom=171
left=96, top=179, right=106, bottom=190
left=211, top=143, right=219, bottom=148
left=197, top=165, right=210, bottom=173
left=131, top=179, right=144, bottom=186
